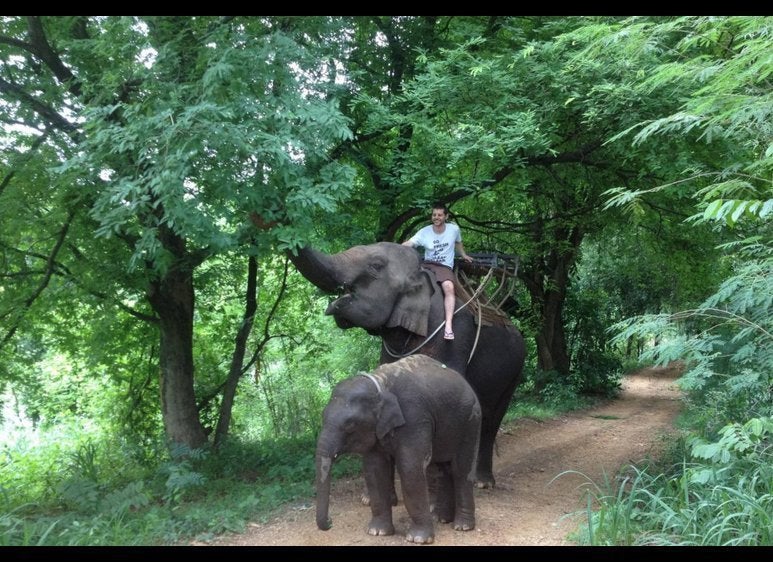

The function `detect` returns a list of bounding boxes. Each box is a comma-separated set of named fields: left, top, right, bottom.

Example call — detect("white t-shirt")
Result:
left=408, top=222, right=461, bottom=268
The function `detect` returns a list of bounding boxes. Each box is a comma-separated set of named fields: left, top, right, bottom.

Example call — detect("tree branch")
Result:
left=0, top=131, right=50, bottom=198
left=63, top=243, right=158, bottom=323
left=0, top=206, right=77, bottom=349
left=382, top=138, right=608, bottom=241
left=242, top=256, right=293, bottom=375
left=26, top=16, right=83, bottom=98
left=0, top=34, right=33, bottom=50
left=0, top=76, right=78, bottom=136
left=671, top=308, right=773, bottom=342
left=525, top=140, right=604, bottom=166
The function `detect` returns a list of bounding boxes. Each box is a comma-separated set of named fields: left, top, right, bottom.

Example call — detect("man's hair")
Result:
left=431, top=202, right=449, bottom=214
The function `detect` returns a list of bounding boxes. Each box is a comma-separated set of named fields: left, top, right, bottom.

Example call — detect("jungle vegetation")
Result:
left=0, top=16, right=769, bottom=545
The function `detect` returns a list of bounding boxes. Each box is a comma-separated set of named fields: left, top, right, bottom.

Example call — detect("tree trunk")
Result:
left=213, top=255, right=258, bottom=449
left=534, top=288, right=571, bottom=375
left=147, top=262, right=207, bottom=450
left=522, top=223, right=583, bottom=378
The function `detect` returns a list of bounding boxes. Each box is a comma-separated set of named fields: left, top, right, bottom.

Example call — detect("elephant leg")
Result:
left=361, top=459, right=398, bottom=507
left=475, top=414, right=498, bottom=488
left=396, top=453, right=434, bottom=544
left=431, top=462, right=455, bottom=523
left=426, top=463, right=439, bottom=513
left=362, top=452, right=395, bottom=536
left=452, top=424, right=479, bottom=531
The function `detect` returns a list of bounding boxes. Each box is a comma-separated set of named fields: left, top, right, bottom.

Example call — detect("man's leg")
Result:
left=441, top=279, right=455, bottom=338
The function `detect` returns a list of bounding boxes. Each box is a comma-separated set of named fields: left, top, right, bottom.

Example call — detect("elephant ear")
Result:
left=376, top=391, right=405, bottom=440
left=386, top=268, right=435, bottom=337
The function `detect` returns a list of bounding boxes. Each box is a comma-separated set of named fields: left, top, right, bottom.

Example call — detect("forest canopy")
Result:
left=0, top=16, right=770, bottom=546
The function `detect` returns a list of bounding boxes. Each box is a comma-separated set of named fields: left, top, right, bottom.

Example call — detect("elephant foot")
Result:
left=453, top=517, right=475, bottom=531
left=432, top=506, right=454, bottom=524
left=367, top=522, right=395, bottom=536
left=405, top=526, right=434, bottom=544
left=368, top=525, right=395, bottom=537
left=474, top=475, right=495, bottom=489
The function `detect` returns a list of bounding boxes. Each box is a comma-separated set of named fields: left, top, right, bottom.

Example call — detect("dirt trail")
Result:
left=209, top=364, right=683, bottom=546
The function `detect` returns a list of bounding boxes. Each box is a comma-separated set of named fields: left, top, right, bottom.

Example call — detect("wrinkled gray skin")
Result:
left=315, top=355, right=481, bottom=544
left=290, top=242, right=525, bottom=488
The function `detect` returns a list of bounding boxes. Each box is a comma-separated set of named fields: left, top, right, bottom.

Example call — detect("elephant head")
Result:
left=289, top=242, right=436, bottom=336
left=315, top=375, right=405, bottom=530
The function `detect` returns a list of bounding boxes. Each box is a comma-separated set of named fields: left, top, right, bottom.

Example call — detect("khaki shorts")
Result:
left=422, top=262, right=455, bottom=284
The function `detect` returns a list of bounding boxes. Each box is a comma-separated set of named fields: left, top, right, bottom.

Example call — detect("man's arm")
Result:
left=455, top=241, right=473, bottom=262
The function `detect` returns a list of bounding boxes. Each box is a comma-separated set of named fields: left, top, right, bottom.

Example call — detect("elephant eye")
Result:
left=368, top=262, right=385, bottom=277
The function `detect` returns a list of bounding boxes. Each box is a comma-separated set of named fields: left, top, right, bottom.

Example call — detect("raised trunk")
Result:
left=315, top=452, right=334, bottom=530
left=147, top=265, right=207, bottom=450
left=286, top=246, right=343, bottom=293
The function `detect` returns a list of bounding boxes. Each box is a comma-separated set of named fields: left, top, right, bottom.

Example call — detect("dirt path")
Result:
left=209, top=364, right=683, bottom=546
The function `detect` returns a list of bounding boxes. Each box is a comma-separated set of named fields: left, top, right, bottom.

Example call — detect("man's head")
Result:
left=431, top=202, right=449, bottom=226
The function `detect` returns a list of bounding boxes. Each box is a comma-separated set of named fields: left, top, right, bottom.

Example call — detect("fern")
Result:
left=157, top=445, right=209, bottom=506
left=99, top=481, right=150, bottom=517
left=57, top=477, right=101, bottom=513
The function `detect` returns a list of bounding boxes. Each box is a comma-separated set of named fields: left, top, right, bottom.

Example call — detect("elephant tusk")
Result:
left=325, top=294, right=352, bottom=315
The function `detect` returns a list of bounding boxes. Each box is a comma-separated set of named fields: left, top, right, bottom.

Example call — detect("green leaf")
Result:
left=703, top=199, right=723, bottom=220
left=688, top=468, right=714, bottom=484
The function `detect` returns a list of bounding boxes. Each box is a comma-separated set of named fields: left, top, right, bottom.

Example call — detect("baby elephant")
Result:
left=315, top=354, right=481, bottom=544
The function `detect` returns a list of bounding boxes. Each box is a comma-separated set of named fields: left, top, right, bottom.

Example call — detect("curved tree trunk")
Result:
left=213, top=255, right=258, bottom=449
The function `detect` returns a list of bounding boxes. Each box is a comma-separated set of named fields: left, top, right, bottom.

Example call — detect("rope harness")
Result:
left=382, top=266, right=495, bottom=364
left=359, top=372, right=383, bottom=394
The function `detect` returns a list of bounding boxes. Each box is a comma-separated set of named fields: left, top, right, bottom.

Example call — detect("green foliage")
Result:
left=687, top=417, right=773, bottom=482
left=0, top=506, right=61, bottom=546
left=611, top=253, right=772, bottom=435
left=3, top=14, right=772, bottom=546
left=0, top=16, right=359, bottom=453
left=572, top=16, right=773, bottom=546
left=507, top=366, right=602, bottom=423
left=599, top=15, right=772, bottom=434
left=574, top=418, right=772, bottom=546
left=157, top=444, right=208, bottom=507
left=0, top=421, right=362, bottom=545
left=67, top=18, right=356, bottom=270
left=595, top=16, right=773, bottom=230
left=564, top=263, right=624, bottom=397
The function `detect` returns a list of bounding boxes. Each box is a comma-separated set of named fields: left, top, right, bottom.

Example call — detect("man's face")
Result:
left=431, top=208, right=447, bottom=226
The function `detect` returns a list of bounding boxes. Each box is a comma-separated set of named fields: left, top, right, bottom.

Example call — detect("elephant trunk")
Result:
left=287, top=246, right=345, bottom=294
left=315, top=451, right=334, bottom=530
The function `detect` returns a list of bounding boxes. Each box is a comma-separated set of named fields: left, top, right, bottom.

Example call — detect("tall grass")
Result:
left=0, top=432, right=361, bottom=545
left=572, top=418, right=772, bottom=546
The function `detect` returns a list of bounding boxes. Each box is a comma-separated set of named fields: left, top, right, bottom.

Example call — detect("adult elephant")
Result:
left=290, top=241, right=525, bottom=488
